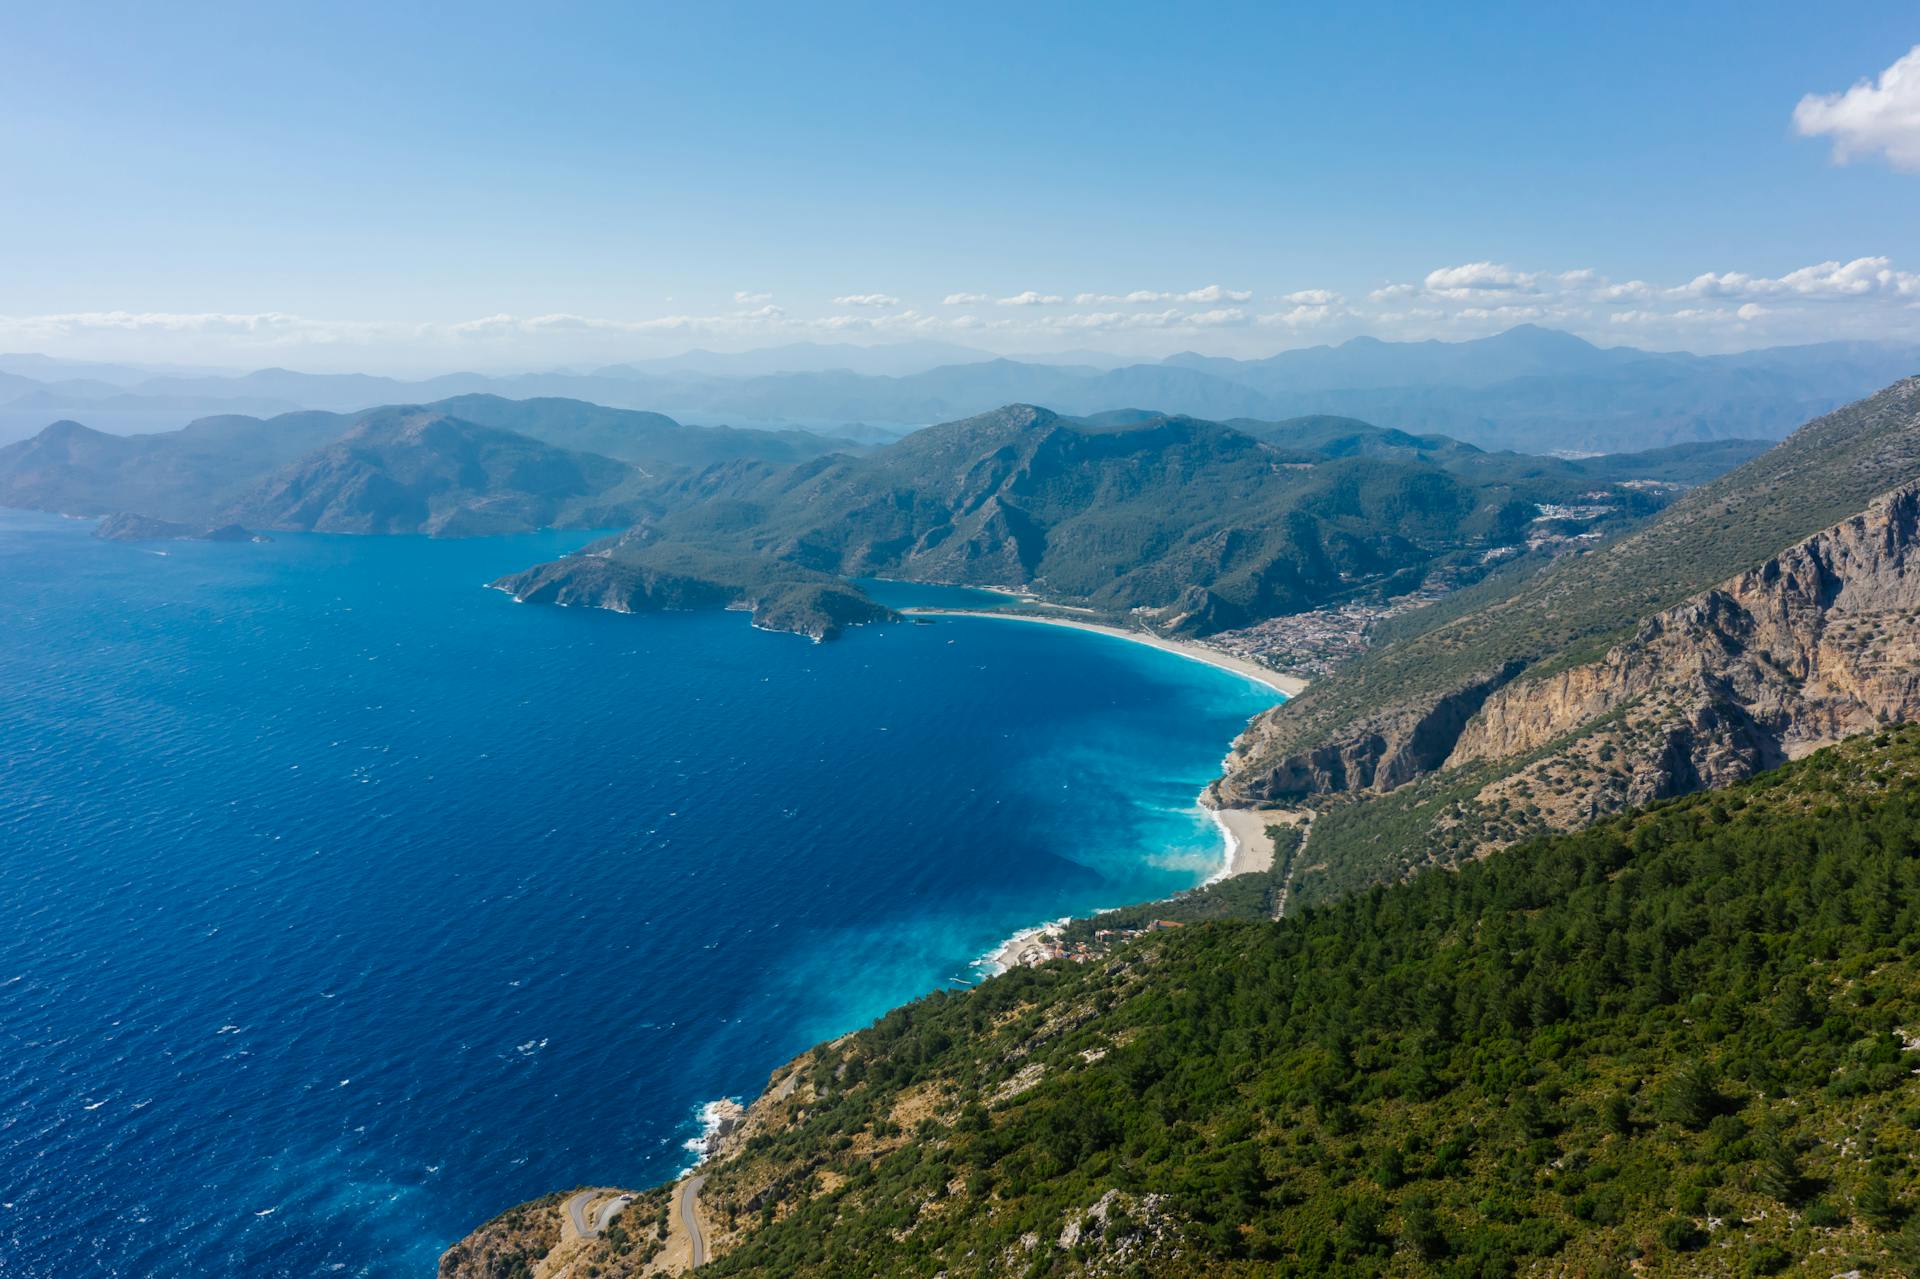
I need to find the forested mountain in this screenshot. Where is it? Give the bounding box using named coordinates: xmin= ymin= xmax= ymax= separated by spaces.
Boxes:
xmin=445 ymin=724 xmax=1920 ymax=1279
xmin=403 ymin=394 xmax=858 ymax=466
xmin=0 ymin=396 xmax=855 ymax=530
xmin=494 ymin=405 xmax=1762 ymax=636
xmin=0 ymin=413 xmax=350 ymax=522
xmin=221 ymin=409 xmax=651 ymax=536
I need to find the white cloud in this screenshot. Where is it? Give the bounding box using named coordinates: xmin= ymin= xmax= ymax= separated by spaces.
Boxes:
xmin=1073 ymin=284 xmax=1252 ymax=304
xmin=1673 ymin=257 xmax=1920 ymax=301
xmin=15 ymin=258 xmax=1920 ymax=366
xmin=9 ymin=310 xmax=319 ymax=336
xmin=1257 ymin=305 xmax=1345 ymax=329
xmin=1180 ymin=284 xmax=1253 ymax=303
xmin=1794 ymin=45 xmax=1920 ymax=172
xmin=1456 ymin=305 xmax=1544 ymax=322
xmin=1599 ymin=280 xmax=1656 ymax=302
xmin=1047 ymin=309 xmax=1176 ymax=331
xmin=1043 ymin=307 xmax=1254 ymax=332
xmin=815 ymin=308 xmax=945 ymax=334
xmin=443 ymin=303 xmax=793 ymax=340
xmin=1421 ymin=261 xmax=1543 ymax=298
xmin=1186 ymin=307 xmax=1250 ymax=327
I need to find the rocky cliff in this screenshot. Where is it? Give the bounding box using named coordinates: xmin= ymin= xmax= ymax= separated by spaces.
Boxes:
xmin=1436 ymin=478 xmax=1920 ymax=823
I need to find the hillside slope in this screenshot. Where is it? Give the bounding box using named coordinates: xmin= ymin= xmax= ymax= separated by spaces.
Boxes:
xmin=0 ymin=395 xmax=856 ymax=527
xmin=1284 ymin=474 xmax=1920 ymax=905
xmin=1218 ymin=377 xmax=1920 ymax=811
xmin=445 ymin=724 xmax=1920 ymax=1279
xmin=499 ymin=405 xmax=1754 ymax=637
xmin=224 ymin=409 xmax=648 ymax=535
xmin=0 ymin=412 xmax=346 ymax=520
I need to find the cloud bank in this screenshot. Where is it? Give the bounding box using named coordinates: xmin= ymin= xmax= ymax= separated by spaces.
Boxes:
xmin=7 ymin=255 xmax=1920 ymax=367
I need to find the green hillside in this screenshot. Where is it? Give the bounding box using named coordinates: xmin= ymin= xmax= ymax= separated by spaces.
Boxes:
xmin=450 ymin=725 xmax=1920 ymax=1279
xmin=504 ymin=405 xmax=1757 ymax=636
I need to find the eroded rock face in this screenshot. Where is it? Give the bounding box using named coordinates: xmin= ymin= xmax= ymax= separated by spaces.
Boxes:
xmin=1446 ymin=480 xmax=1920 ymax=801
xmin=1212 ymin=662 xmax=1522 ymax=804
xmin=1393 ymin=480 xmax=1920 ymax=838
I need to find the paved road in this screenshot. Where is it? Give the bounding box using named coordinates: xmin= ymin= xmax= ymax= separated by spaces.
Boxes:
xmin=593 ymin=1194 xmax=634 ymax=1234
xmin=678 ymin=1174 xmax=710 ymax=1267
xmin=563 ymin=1189 xmax=633 ymax=1240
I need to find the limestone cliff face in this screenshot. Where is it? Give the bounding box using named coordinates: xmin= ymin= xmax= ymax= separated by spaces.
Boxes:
xmin=1211 ymin=662 xmax=1522 ymax=805
xmin=1443 ymin=479 xmax=1920 ymax=814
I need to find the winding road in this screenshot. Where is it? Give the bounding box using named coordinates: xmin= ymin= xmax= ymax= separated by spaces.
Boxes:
xmin=563 ymin=1188 xmax=634 ymax=1239
xmin=677 ymin=1173 xmax=710 ymax=1267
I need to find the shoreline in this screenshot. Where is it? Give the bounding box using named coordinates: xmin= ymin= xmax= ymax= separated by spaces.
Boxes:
xmin=955 ymin=611 xmax=1308 ymax=976
xmin=898 ymin=608 xmax=1307 ymax=697
xmin=1207 ymin=804 xmax=1279 ymax=879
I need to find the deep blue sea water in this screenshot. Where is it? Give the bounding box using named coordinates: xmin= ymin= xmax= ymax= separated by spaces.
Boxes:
xmin=0 ymin=509 xmax=1278 ymax=1277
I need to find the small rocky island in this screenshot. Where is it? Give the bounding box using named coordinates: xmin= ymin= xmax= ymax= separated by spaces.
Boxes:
xmin=93 ymin=512 xmax=269 ymax=543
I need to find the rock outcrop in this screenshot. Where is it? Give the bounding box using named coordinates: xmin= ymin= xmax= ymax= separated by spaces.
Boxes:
xmin=1436 ymin=479 xmax=1920 ymax=821
xmin=1213 ymin=661 xmax=1523 ymax=804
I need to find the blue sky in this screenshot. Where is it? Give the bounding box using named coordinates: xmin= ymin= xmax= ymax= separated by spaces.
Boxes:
xmin=3 ymin=1 xmax=1918 ymax=369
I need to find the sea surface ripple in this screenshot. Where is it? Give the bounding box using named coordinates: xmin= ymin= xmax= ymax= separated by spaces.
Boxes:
xmin=0 ymin=510 xmax=1277 ymax=1276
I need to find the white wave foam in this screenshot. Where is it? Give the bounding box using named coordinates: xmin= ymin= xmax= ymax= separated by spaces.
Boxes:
xmin=680 ymin=1097 xmax=745 ymax=1170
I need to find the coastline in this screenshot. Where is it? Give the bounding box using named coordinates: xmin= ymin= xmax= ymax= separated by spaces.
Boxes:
xmin=1208 ymin=804 xmax=1279 ymax=879
xmin=898 ymin=608 xmax=1308 ymax=697
xmin=977 ymin=801 xmax=1284 ymax=976
xmin=957 ymin=611 xmax=1307 ymax=976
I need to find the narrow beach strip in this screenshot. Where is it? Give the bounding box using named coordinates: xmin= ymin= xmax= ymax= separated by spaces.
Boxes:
xmin=938 ymin=606 xmax=1310 ymax=976
xmin=1207 ymin=805 xmax=1279 ymax=880
xmin=897 ymin=608 xmax=1307 ymax=697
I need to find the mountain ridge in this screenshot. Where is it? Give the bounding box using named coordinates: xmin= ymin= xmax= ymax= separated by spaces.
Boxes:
xmin=4 ymin=328 xmax=1912 ymax=452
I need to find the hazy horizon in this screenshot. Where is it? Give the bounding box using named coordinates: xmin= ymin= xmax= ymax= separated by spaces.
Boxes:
xmin=4 ymin=5 xmax=1920 ymax=372
xmin=7 ymin=321 xmax=1919 ymax=386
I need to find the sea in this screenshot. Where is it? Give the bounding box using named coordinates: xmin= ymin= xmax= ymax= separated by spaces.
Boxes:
xmin=0 ymin=509 xmax=1280 ymax=1277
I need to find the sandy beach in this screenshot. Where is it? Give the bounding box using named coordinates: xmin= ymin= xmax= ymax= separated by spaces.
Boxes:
xmin=1209 ymin=806 xmax=1279 ymax=877
xmin=899 ymin=609 xmax=1307 ymax=696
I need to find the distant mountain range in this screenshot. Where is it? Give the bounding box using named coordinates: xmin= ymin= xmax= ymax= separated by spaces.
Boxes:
xmin=0 ymin=395 xmax=856 ymax=533
xmin=5 ymin=326 xmax=1915 ymax=454
xmin=0 ymin=393 xmax=1768 ymax=638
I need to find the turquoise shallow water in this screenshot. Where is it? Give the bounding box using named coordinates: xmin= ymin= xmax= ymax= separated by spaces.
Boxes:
xmin=0 ymin=509 xmax=1278 ymax=1277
